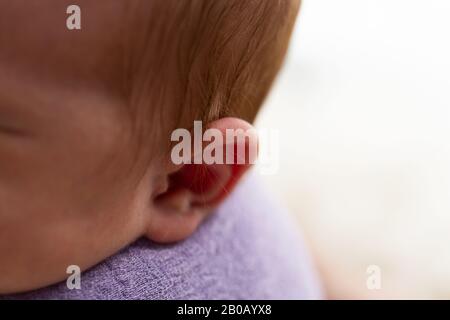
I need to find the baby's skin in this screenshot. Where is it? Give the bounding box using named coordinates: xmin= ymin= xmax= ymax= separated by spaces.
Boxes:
xmin=0 ymin=0 xmax=300 ymax=294
xmin=0 ymin=1 xmax=256 ymax=293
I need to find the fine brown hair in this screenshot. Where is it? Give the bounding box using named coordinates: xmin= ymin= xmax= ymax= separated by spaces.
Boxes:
xmin=120 ymin=0 xmax=300 ymax=166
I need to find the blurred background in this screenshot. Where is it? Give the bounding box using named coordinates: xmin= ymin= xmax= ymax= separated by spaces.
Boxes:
xmin=256 ymin=0 xmax=450 ymax=299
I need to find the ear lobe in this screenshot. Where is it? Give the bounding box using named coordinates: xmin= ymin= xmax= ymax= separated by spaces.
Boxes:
xmin=145 ymin=117 xmax=257 ymax=243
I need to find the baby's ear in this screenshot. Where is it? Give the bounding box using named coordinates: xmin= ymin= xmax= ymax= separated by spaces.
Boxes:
xmin=145 ymin=117 xmax=257 ymax=243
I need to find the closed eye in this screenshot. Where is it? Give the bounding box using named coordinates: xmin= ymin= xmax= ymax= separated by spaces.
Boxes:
xmin=0 ymin=124 xmax=30 ymax=138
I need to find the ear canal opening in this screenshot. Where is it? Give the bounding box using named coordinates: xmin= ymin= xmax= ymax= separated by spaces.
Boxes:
xmin=155 ymin=163 xmax=233 ymax=208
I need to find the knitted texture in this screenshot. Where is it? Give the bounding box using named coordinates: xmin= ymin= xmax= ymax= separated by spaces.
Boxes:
xmin=4 ymin=174 xmax=322 ymax=299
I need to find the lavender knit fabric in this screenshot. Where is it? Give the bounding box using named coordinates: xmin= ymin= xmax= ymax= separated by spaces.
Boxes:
xmin=4 ymin=173 xmax=322 ymax=300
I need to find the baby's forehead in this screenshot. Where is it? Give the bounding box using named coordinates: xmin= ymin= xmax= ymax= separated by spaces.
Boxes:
xmin=0 ymin=1 xmax=126 ymax=88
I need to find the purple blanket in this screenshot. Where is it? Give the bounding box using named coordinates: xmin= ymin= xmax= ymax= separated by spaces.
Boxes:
xmin=4 ymin=173 xmax=322 ymax=299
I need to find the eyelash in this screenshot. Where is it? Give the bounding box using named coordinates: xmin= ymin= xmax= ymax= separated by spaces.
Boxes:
xmin=0 ymin=124 xmax=29 ymax=138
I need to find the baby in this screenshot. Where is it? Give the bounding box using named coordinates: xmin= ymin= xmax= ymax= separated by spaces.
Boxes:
xmin=0 ymin=0 xmax=300 ymax=294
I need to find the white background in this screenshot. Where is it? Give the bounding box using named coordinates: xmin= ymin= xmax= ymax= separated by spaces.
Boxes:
xmin=257 ymin=0 xmax=450 ymax=298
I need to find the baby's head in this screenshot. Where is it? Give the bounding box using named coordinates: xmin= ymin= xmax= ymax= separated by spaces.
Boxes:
xmin=0 ymin=0 xmax=299 ymax=293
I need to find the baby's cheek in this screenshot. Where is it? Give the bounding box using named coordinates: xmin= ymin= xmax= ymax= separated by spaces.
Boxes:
xmin=0 ymin=128 xmax=124 ymax=206
xmin=0 ymin=141 xmax=82 ymax=212
xmin=0 ymin=136 xmax=139 ymax=293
